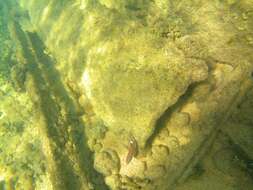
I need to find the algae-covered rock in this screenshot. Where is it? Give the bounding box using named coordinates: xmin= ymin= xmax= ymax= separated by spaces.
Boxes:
xmin=83 ymin=34 xmax=208 ymax=147
xmin=144 ymin=164 xmax=166 ymax=180
xmin=6 ymin=0 xmax=253 ymax=190
xmin=94 ymin=149 xmax=120 ymax=176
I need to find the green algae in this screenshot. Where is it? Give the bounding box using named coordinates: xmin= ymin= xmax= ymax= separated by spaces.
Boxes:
xmin=0 ymin=2 xmax=46 ymax=189
xmin=0 ymin=2 xmax=14 ymax=83
xmin=0 ymin=0 xmax=253 ymax=190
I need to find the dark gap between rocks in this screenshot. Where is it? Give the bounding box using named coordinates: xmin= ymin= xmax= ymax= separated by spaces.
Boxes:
xmin=145 ymin=81 xmax=204 ymax=149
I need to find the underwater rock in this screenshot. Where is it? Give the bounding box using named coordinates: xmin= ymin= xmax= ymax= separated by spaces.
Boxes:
xmin=83 ymin=37 xmax=208 ymax=147
xmin=105 ymin=174 xmax=121 ymax=190
xmin=94 ymin=149 xmax=120 ymax=176
xmin=144 ymin=164 xmax=166 ymax=180
xmin=151 ymin=144 xmax=170 ymax=163
xmin=14 ymin=0 xmax=253 ymax=189
xmin=120 ymin=158 xmax=147 ymax=178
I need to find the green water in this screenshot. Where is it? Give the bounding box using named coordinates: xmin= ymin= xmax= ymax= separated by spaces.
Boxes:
xmin=0 ymin=1 xmax=253 ymax=190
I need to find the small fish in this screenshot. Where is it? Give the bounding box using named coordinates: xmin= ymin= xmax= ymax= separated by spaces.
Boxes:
xmin=126 ymin=135 xmax=138 ymax=164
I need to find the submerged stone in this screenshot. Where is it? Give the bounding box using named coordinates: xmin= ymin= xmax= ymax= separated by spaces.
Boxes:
xmin=82 ymin=35 xmax=208 ymax=147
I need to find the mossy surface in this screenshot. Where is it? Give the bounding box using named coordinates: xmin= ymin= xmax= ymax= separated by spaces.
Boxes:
xmin=0 ymin=2 xmax=47 ymax=189
xmin=1 ymin=0 xmax=253 ymax=190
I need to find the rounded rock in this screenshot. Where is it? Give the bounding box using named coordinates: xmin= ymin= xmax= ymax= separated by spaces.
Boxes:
xmin=94 ymin=149 xmax=120 ymax=176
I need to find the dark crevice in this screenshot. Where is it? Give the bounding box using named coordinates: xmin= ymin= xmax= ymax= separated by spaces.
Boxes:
xmin=145 ymin=81 xmax=206 ymax=148
xmin=12 ymin=20 xmax=109 ymax=190
xmin=27 ymin=32 xmax=109 ymax=190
